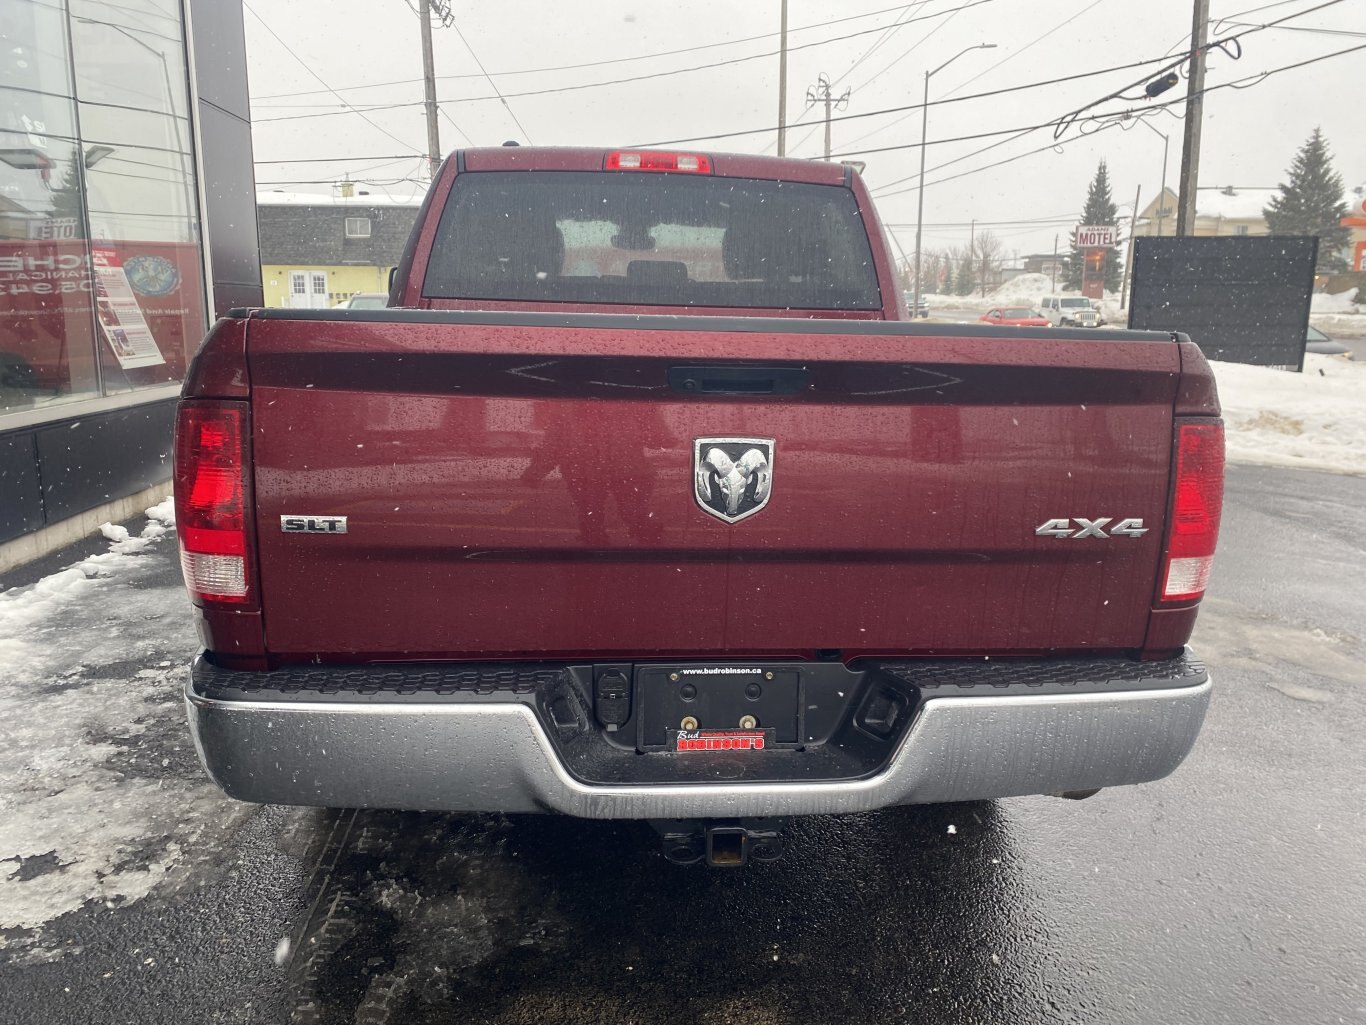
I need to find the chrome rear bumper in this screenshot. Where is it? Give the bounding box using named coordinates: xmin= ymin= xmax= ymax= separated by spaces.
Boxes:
xmin=186 ymin=654 xmax=1210 ymax=818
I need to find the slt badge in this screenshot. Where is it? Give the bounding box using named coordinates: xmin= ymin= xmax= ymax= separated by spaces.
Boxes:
xmin=694 ymin=438 xmax=774 ymax=524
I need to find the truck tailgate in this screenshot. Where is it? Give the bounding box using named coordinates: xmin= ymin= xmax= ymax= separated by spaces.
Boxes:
xmin=246 ymin=312 xmax=1179 ymax=660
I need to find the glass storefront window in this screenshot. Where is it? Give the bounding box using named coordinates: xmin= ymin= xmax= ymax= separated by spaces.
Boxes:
xmin=1 ymin=1 xmax=101 ymax=417
xmin=69 ymin=0 xmax=206 ymax=396
xmin=0 ymin=0 xmax=208 ymax=422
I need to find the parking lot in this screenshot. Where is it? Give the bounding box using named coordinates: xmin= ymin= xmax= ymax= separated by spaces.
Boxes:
xmin=1 ymin=463 xmax=1363 ymax=1025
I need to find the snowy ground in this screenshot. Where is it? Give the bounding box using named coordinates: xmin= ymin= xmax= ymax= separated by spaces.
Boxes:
xmin=1213 ymin=353 xmax=1366 ymax=476
xmin=0 ymin=499 xmax=248 ymax=959
xmin=928 ymin=279 xmax=1365 ymax=339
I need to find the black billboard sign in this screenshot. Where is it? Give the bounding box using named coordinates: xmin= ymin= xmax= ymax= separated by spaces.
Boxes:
xmin=1128 ymin=235 xmax=1318 ymax=370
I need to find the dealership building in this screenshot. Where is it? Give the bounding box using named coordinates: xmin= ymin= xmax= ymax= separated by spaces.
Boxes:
xmin=1 ymin=0 xmax=259 ymax=570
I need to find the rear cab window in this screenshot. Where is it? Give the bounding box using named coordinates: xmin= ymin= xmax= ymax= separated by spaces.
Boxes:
xmin=421 ymin=171 xmax=882 ymax=311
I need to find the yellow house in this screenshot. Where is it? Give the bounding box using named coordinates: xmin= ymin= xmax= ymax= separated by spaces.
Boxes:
xmin=1134 ymin=186 xmax=1272 ymax=238
xmin=256 ymin=189 xmax=423 ymax=308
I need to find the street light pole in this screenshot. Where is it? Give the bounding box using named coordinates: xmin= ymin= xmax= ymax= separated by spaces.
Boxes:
xmin=1120 ymin=185 xmax=1141 ymax=310
xmin=1159 ymin=132 xmax=1170 ymax=235
xmin=1136 ymin=117 xmax=1171 ymax=237
xmin=912 ymin=43 xmax=995 ymax=319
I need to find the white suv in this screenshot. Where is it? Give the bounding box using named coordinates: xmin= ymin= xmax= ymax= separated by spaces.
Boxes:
xmin=1041 ymin=296 xmax=1101 ymax=328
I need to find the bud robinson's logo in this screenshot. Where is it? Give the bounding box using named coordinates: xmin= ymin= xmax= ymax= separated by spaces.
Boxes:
xmin=693 ymin=438 xmax=774 ymax=524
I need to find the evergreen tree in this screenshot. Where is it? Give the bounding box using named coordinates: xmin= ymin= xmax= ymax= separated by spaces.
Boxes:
xmin=1064 ymin=160 xmax=1122 ymax=292
xmin=1263 ymin=128 xmax=1351 ymax=273
xmin=955 ymin=250 xmax=976 ymax=295
xmin=49 ymin=158 xmax=85 ymax=226
xmin=940 ymin=260 xmax=954 ymax=295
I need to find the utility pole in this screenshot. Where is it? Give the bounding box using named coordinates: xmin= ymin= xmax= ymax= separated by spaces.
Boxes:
xmin=417 ymin=0 xmax=453 ymax=179
xmin=805 ymin=74 xmax=850 ymax=160
xmin=1120 ymin=184 xmax=1141 ymax=310
xmin=777 ymin=0 xmax=789 ymax=157
xmin=1175 ymin=0 xmax=1209 ymax=235
xmin=1051 ymin=234 xmax=1059 ymax=292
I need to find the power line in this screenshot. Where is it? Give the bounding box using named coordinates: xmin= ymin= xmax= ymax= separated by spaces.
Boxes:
xmin=870 ymin=40 xmax=1366 ymax=200
xmin=250 ymin=2 xmax=949 ymax=99
xmin=431 ymin=0 xmax=1002 ymax=101
xmin=886 ymin=214 xmax=1078 ymax=227
xmin=1165 ymin=0 xmax=1343 ymax=65
xmin=828 ymin=0 xmax=971 ymax=152
xmin=900 ymin=129 xmax=1123 ymax=196
xmin=255 ymin=177 xmax=426 ymax=187
xmin=250 ymin=0 xmax=1001 ymax=111
xmin=242 ymin=2 xmax=418 ymax=154
xmin=847 ymin=0 xmax=968 ymax=93
xmin=832 ymin=1 xmax=930 ymax=86
xmin=766 ymin=0 xmax=949 ymax=156
xmin=1049 ymin=0 xmax=1346 ymax=140
xmin=1217 ymin=19 xmax=1366 ymax=37
xmin=863 ymin=5 xmax=1357 ymax=172
xmin=254 ymin=154 xmax=419 ymax=164
xmin=451 ymin=23 xmax=534 ymax=143
xmin=1212 ymin=0 xmax=1319 ymax=32
xmin=839 ymin=0 xmax=1108 ymax=153
xmin=255 ymin=102 xmax=420 ymax=124
xmin=766 ymin=0 xmax=926 ymax=156
xmin=942 ymin=0 xmax=1108 ymax=98
xmin=254 ymin=156 xmax=422 ymax=184
xmin=631 ymin=51 xmax=1206 ymax=148
xmin=439 ymin=106 xmax=472 ymax=147
xmin=832 ymin=0 xmax=1341 ymax=156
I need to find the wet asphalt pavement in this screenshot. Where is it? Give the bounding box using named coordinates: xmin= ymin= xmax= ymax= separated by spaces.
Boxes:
xmin=1 ymin=463 xmax=1363 ymax=1025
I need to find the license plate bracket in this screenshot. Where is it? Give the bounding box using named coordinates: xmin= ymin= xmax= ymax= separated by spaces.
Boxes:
xmin=636 ymin=664 xmax=803 ymax=751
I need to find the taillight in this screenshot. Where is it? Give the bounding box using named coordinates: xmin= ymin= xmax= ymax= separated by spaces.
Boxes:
xmin=605 ymin=150 xmax=712 ymax=173
xmin=1160 ymin=420 xmax=1225 ymax=602
xmin=174 ymin=401 xmax=252 ymax=605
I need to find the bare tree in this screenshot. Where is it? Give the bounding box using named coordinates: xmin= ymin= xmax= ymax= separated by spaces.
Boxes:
xmin=922 ymin=250 xmax=945 ymax=295
xmin=973 ymin=231 xmax=1005 ymax=298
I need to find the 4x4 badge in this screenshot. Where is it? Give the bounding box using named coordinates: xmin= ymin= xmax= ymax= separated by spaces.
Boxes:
xmin=693 ymin=438 xmax=774 ymax=524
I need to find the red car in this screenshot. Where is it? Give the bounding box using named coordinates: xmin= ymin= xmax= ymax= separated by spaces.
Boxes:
xmin=980 ymin=306 xmax=1050 ymax=326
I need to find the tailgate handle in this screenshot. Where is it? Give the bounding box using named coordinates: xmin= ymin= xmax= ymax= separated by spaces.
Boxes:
xmin=668 ymin=365 xmax=809 ymax=396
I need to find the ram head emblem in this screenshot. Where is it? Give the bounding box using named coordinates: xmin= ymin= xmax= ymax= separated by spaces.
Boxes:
xmin=693 ymin=438 xmax=774 ymax=523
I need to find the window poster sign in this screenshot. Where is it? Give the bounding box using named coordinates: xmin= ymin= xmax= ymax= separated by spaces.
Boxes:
xmin=91 ymin=247 xmax=165 ymax=369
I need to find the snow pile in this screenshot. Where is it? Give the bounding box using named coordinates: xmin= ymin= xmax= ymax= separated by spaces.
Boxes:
xmin=1311 ymin=289 xmax=1361 ymax=314
xmin=145 ymin=497 xmax=176 ymax=526
xmin=987 ymin=272 xmax=1057 ymax=309
xmin=1212 ymin=353 xmax=1366 ymax=475
xmin=921 ymin=274 xmax=1057 ymax=312
xmin=924 ymin=274 xmax=1125 ymax=320
xmin=0 ymin=501 xmax=246 ymax=948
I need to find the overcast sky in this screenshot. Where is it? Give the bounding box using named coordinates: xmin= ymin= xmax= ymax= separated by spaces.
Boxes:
xmin=242 ymin=0 xmax=1366 ymax=259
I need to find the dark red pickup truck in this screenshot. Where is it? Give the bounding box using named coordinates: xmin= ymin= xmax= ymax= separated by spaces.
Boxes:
xmin=177 ymin=148 xmax=1222 ymax=865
